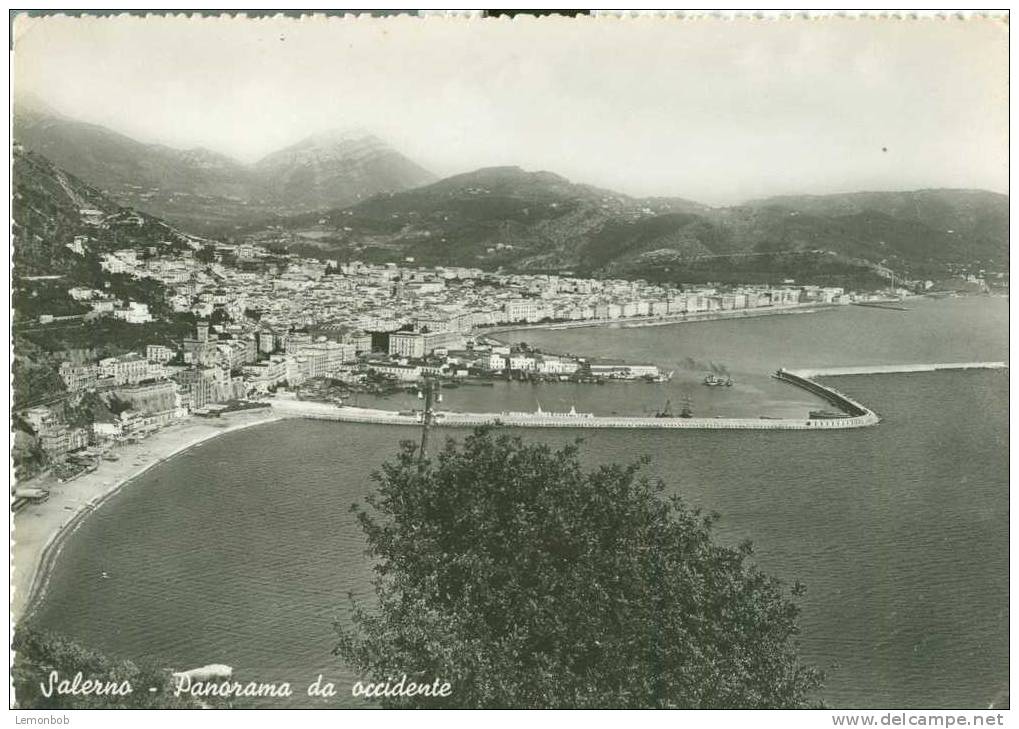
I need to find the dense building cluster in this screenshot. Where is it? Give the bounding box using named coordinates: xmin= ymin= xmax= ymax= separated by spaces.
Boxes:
xmin=23 ymin=237 xmax=879 ymax=470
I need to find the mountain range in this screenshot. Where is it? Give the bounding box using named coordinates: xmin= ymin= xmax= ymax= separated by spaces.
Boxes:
xmin=265 ymin=166 xmax=1008 ymax=286
xmin=12 ymin=97 xmax=435 ymax=234
xmin=12 ymin=99 xmax=1009 ymax=286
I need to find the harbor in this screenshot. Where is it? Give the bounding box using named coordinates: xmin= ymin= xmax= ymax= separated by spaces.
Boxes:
xmin=270 ymin=361 xmax=1006 ymax=431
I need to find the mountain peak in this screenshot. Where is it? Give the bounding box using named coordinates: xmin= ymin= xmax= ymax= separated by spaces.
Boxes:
xmin=253 ymin=128 xmax=400 ymax=170
xmin=435 ymin=166 xmax=572 ymax=189
xmin=13 ymin=106 xmax=435 ymax=233
xmin=303 ymin=127 xmax=381 ymax=147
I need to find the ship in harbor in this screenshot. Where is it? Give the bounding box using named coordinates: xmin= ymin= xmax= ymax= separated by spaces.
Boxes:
xmin=703 ymin=373 xmax=734 ymax=387
xmin=654 ymin=396 xmax=694 ymax=419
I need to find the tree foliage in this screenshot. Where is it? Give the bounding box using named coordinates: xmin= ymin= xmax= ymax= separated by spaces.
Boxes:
xmin=335 ymin=428 xmax=824 ymax=709
xmin=195 ymin=245 xmax=218 ymax=264
xmin=11 ymin=626 xmax=218 ymax=709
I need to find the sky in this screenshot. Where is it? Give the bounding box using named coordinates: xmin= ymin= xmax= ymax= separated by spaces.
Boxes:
xmin=12 ymin=13 xmax=1009 ymax=205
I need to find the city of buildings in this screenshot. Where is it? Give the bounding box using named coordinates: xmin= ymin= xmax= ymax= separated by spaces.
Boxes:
xmin=19 ymin=234 xmax=920 ymax=470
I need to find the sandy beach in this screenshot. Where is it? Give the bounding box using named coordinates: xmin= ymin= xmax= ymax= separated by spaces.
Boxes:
xmin=11 ymin=408 xmax=284 ymax=622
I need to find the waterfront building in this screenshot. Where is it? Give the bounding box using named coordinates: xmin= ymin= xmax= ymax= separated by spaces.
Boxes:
xmin=296 ymin=341 xmax=354 ymax=373
xmin=389 ymin=330 xmax=466 ymax=359
xmin=589 ymin=363 xmax=660 ymax=379
xmin=504 ymin=299 xmax=547 ymax=323
xmin=509 ymin=355 xmax=537 ymax=371
xmin=174 ymin=367 xmax=232 ymax=410
xmin=488 ymin=353 xmax=508 ymax=371
xmin=424 ymin=330 xmax=466 ymax=353
xmin=36 ymin=422 xmax=88 ymax=457
xmin=242 ymin=356 xmax=289 ymax=393
xmin=67 ymin=426 xmax=90 ymax=451
xmin=111 ymin=380 xmax=179 ymax=416
xmin=39 ymin=425 xmax=70 ymax=457
xmin=368 ymin=362 xmax=422 ymax=382
xmin=389 ymin=331 xmax=426 ymax=359
xmin=536 ymin=357 xmax=579 ymax=375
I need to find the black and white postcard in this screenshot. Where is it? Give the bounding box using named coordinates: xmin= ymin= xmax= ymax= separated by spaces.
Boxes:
xmin=8 ymin=10 xmax=1010 ymax=725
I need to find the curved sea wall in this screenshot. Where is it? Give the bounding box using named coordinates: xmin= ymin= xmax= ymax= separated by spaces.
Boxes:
xmin=773 ymin=369 xmax=872 ymax=418
xmin=270 ymin=383 xmax=879 ymax=431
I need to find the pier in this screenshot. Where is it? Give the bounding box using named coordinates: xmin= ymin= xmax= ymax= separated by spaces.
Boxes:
xmin=851 ymin=300 xmax=910 ymax=311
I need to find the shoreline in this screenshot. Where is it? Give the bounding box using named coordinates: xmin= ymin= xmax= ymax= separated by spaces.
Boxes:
xmin=479 ymin=293 xmax=997 ymax=339
xmin=12 ymin=409 xmax=283 ymax=623
xmin=478 ymin=301 xmax=843 ymax=339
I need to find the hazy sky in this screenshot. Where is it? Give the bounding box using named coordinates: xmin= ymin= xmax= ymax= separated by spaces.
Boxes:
xmin=12 ymin=13 xmax=1009 ymax=204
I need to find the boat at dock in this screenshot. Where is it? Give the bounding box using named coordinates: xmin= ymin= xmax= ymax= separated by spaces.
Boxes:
xmin=703 ymin=373 xmax=733 ymax=387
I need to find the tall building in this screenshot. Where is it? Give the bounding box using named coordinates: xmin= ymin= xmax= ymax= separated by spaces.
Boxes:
xmin=182 ymin=321 xmax=219 ymax=366
xmin=389 ymin=331 xmax=425 ymax=359
xmin=173 ymin=367 xmax=231 ymax=411
xmin=256 ymin=330 xmax=276 ymax=354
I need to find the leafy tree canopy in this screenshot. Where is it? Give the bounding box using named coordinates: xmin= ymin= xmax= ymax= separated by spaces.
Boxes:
xmin=195 ymin=245 xmax=218 ymax=264
xmin=335 ymin=428 xmax=824 ymax=709
xmin=12 ymin=626 xmax=220 ymax=709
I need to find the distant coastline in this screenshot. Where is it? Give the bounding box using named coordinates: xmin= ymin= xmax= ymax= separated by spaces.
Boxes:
xmin=13 ymin=409 xmax=283 ymax=622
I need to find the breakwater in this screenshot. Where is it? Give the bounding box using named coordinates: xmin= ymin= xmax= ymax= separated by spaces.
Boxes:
xmin=271 ymin=373 xmax=879 ymax=431
xmin=788 ymin=362 xmax=1007 ymax=378
xmin=851 ymin=301 xmax=910 ymax=311
xmin=773 ymin=369 xmax=873 ymax=419
xmin=272 ymin=398 xmax=872 ymax=429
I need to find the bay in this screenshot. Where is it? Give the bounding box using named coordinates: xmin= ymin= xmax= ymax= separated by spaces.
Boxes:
xmin=30 ymin=296 xmax=1009 ymax=708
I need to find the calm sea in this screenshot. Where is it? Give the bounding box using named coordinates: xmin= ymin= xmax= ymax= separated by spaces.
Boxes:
xmin=30 ymin=297 xmax=1009 ymax=709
